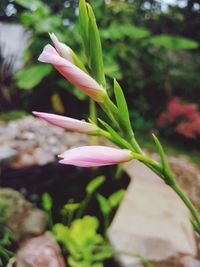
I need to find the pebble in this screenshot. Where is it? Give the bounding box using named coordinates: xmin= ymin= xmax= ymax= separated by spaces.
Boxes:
xmin=0 ymin=116 xmax=90 ymax=168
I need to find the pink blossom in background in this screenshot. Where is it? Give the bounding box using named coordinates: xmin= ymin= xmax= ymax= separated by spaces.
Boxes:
xmin=33 ymin=111 xmax=98 ymax=134
xmin=58 ymin=146 xmax=133 ymax=167
xmin=38 ymin=44 xmax=106 ymax=102
xmin=157 ymin=97 xmax=200 ymax=139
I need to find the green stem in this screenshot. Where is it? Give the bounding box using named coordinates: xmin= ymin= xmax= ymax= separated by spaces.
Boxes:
xmin=172 ymin=182 xmax=200 ymax=232
xmin=89 ymin=99 xmax=98 ymax=145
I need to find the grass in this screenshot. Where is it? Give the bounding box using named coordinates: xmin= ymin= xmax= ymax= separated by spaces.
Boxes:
xmin=137 ymin=133 xmax=200 ymax=167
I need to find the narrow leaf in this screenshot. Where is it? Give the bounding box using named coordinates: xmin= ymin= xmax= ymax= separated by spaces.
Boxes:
xmin=108 ymin=189 xmax=125 ymax=208
xmin=114 ymin=79 xmax=132 ymax=133
xmin=42 ymin=192 xmax=53 ymax=211
xmin=87 ymin=3 xmax=105 ymax=86
xmin=86 ymin=176 xmax=105 ymax=194
xmin=97 ymin=194 xmax=111 ymax=216
xmin=79 ymin=0 xmax=89 ymax=53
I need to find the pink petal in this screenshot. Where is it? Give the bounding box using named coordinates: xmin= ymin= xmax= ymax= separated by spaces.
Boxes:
xmin=32 ymin=111 xmax=98 ymax=134
xmin=58 ymin=146 xmax=133 ymax=167
xmin=38 ymin=45 xmax=106 ymax=102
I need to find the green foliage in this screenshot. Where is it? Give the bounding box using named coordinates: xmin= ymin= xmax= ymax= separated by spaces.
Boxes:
xmin=42 ymin=192 xmax=53 ymax=212
xmin=0 ymin=110 xmax=27 ymax=122
xmin=87 ymin=4 xmax=105 ymax=86
xmin=97 ymin=190 xmax=125 ymax=217
xmin=42 ymin=192 xmax=53 ymax=229
xmin=86 ymin=176 xmax=105 ymax=195
xmin=53 ymin=216 xmax=112 ymax=267
xmin=148 ymin=35 xmax=198 ymax=49
xmin=15 ymin=65 xmax=52 ymax=90
xmin=97 ymin=190 xmax=125 ymax=236
xmin=101 ymin=23 xmax=150 ymax=40
xmin=113 ymin=79 xmax=132 ymax=137
xmin=0 ymin=204 xmax=13 ymax=266
xmin=76 ymin=176 xmax=105 ymax=218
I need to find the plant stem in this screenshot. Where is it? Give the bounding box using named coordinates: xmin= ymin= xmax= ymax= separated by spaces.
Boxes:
xmin=89 ymin=99 xmax=98 ymax=145
xmin=172 ymin=182 xmax=200 ymax=232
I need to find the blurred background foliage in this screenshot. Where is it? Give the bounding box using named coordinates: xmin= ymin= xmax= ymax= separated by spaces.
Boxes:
xmin=0 ymin=0 xmax=199 ymax=141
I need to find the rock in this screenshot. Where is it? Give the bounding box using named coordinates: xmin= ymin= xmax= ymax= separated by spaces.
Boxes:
xmin=147 ymin=152 xmax=200 ymax=212
xmin=16 ymin=235 xmax=66 ymax=267
xmin=0 ymin=188 xmax=47 ymax=240
xmin=0 ymin=146 xmax=17 ymax=166
xmin=108 ymin=160 xmax=197 ymax=266
xmin=180 ymin=256 xmax=200 ymax=267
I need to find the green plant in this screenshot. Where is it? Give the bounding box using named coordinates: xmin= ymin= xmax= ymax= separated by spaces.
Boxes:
xmin=53 ymin=215 xmax=112 ymax=267
xmin=35 ymin=0 xmax=200 ymax=236
xmin=97 ymin=190 xmax=125 ymax=237
xmin=0 ymin=205 xmax=13 ymax=266
xmin=42 ymin=192 xmax=53 ymax=229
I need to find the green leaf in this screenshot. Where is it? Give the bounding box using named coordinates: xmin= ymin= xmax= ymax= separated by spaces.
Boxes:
xmin=87 ymin=4 xmax=105 ymax=86
xmin=92 ymin=246 xmax=113 ymax=261
xmin=53 ymin=223 xmax=69 ymax=243
xmin=70 ymin=216 xmax=102 ymax=246
xmin=79 ymin=0 xmax=89 ymax=52
xmin=98 ymin=119 xmax=131 ymax=149
xmin=15 ymin=0 xmax=42 ymax=9
xmin=113 ymin=79 xmax=132 ymax=135
xmin=148 ymin=35 xmax=198 ymax=49
xmin=51 ymin=93 xmax=65 ymax=114
xmin=101 ymin=23 xmax=150 ymax=41
xmin=152 ymin=134 xmax=175 ymax=185
xmin=42 ymin=192 xmax=52 ymax=211
xmin=86 ymin=176 xmax=105 ymax=195
xmin=108 ymin=189 xmax=125 ymax=208
xmin=15 ymin=64 xmax=52 ymax=90
xmin=96 ymin=194 xmax=111 ymax=216
xmin=63 ymin=203 xmax=80 ymax=213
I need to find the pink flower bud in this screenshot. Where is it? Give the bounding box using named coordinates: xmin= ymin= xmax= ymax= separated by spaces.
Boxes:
xmin=49 ymin=33 xmax=74 ymax=63
xmin=58 ymin=146 xmax=133 ymax=167
xmin=32 ymin=111 xmax=98 ymax=134
xmin=38 ymin=44 xmax=106 ymax=102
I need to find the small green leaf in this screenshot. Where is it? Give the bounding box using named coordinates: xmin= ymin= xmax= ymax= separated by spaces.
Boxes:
xmin=114 ymin=79 xmax=132 ymax=135
xmin=51 ymin=93 xmax=65 ymax=114
xmin=152 ymin=134 xmax=175 ymax=185
xmin=15 ymin=64 xmax=52 ymax=90
xmin=42 ymin=192 xmax=52 ymax=211
xmin=53 ymin=223 xmax=69 ymax=243
xmin=97 ymin=194 xmax=111 ymax=216
xmin=87 ymin=3 xmax=105 ymax=86
xmin=148 ymin=34 xmax=198 ymax=49
xmin=63 ymin=203 xmax=80 ymax=213
xmin=92 ymin=245 xmax=113 ymax=261
xmin=15 ymin=0 xmax=42 ymax=9
xmin=86 ymin=176 xmax=105 ymax=195
xmin=108 ymin=189 xmax=125 ymax=208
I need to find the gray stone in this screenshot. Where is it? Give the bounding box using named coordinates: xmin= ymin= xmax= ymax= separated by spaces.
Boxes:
xmin=0 ymin=188 xmax=47 ymax=240
xmin=108 ymin=160 xmax=197 ymax=266
xmin=16 ymin=235 xmax=66 ymax=267
xmin=0 ymin=146 xmax=17 ymax=166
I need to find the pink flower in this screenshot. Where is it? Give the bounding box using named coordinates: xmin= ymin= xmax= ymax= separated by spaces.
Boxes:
xmin=32 ymin=111 xmax=98 ymax=134
xmin=49 ymin=33 xmax=74 ymax=63
xmin=58 ymin=146 xmax=133 ymax=167
xmin=38 ymin=44 xmax=106 ymax=102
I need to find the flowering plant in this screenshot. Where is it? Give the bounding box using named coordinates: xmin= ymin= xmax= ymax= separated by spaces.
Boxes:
xmin=157 ymin=97 xmax=200 ymax=140
xmin=34 ymin=0 xmax=200 ymax=235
